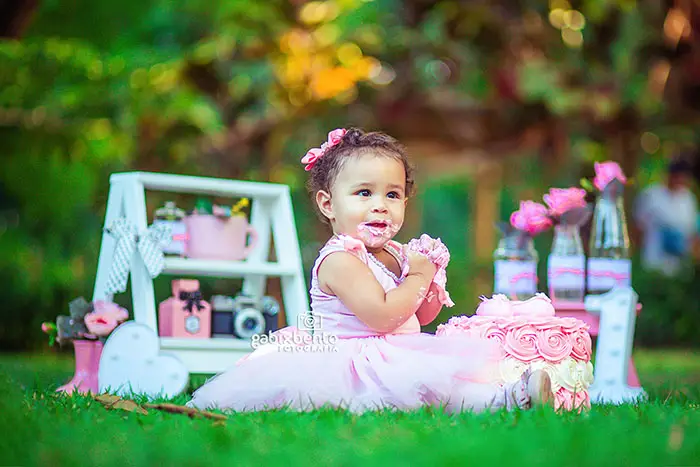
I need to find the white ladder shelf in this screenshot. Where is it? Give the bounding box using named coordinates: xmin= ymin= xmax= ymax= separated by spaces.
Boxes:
xmin=92 ymin=172 xmax=309 ymax=374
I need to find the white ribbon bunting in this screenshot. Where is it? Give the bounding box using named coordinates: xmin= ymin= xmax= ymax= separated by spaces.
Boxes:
xmin=104 ymin=217 xmax=172 ymax=295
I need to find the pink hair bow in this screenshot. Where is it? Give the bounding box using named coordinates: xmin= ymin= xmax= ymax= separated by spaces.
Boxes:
xmin=301 ymin=128 xmax=347 ymax=171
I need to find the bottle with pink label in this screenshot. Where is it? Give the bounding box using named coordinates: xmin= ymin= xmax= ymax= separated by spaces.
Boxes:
xmin=493 ymin=229 xmax=539 ymax=300
xmin=586 ymin=162 xmax=631 ymax=295
xmin=495 ymin=201 xmax=552 ymax=300
xmin=153 ymin=201 xmax=187 ymax=257
xmin=548 ymin=224 xmax=585 ymax=303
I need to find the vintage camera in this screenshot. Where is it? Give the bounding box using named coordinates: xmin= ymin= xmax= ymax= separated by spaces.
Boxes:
xmin=211 ymin=295 xmax=236 ymax=338
xmin=212 ymin=294 xmax=280 ymax=339
xmin=260 ymin=295 xmax=281 ymax=333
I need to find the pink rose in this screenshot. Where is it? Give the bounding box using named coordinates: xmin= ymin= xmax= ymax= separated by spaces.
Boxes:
xmin=510 ymin=201 xmax=553 ymax=236
xmin=536 ymin=327 xmax=572 ymax=363
xmin=528 ymin=317 xmax=560 ymax=328
xmin=84 ymin=312 xmax=118 ymax=336
xmin=480 ymin=324 xmax=507 ymax=353
xmin=570 ymin=329 xmax=592 ymax=361
xmin=448 ymin=315 xmax=471 ymax=328
xmin=92 ymin=301 xmax=129 ymax=322
xmin=543 ymin=187 xmax=587 ymax=217
xmin=593 ymin=161 xmax=627 ymax=191
xmin=436 ymin=315 xmax=474 ymax=337
xmin=503 ymin=325 xmax=540 ymax=362
xmin=475 ymin=294 xmax=513 ymax=317
xmin=559 ymin=317 xmax=588 ymax=334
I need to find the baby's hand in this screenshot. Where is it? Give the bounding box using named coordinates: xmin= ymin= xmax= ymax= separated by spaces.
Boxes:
xmin=406 ymin=234 xmax=451 ymax=270
xmin=404 ymin=248 xmax=437 ymax=281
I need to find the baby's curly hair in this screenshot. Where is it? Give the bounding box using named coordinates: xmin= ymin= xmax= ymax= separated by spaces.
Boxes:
xmin=305 ymin=128 xmax=415 ymax=224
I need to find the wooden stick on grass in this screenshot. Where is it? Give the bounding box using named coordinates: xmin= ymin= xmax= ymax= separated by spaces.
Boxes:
xmin=143 ymin=403 xmax=227 ymax=421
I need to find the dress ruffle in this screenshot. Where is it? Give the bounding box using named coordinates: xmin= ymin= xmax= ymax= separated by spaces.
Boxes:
xmin=187 ymin=327 xmax=505 ymax=413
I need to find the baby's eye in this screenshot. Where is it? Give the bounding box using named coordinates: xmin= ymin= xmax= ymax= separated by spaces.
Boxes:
xmin=357 ymin=189 xmax=371 ymax=197
xmin=387 ymin=191 xmax=401 ymax=199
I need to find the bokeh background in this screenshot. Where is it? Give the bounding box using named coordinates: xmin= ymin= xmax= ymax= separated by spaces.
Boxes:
xmin=1 ymin=0 xmax=699 ymax=351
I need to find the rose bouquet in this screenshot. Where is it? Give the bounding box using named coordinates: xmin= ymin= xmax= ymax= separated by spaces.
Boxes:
xmin=509 ymin=200 xmax=554 ymax=237
xmin=42 ymin=297 xmax=129 ymax=346
xmin=542 ymin=187 xmax=591 ymax=227
xmin=589 ymin=160 xmax=627 ymax=194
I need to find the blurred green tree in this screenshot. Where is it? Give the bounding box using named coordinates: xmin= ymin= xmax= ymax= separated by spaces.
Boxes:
xmin=1 ymin=0 xmax=699 ymax=349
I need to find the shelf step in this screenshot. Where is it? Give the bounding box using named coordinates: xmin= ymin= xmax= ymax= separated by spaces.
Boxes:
xmin=160 ymin=337 xmax=253 ymax=351
xmin=162 ymin=257 xmax=296 ymax=278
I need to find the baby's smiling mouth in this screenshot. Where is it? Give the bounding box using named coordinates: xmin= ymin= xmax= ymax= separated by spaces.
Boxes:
xmin=357 ymin=220 xmax=397 ymax=246
xmin=365 ymin=220 xmax=389 ymax=228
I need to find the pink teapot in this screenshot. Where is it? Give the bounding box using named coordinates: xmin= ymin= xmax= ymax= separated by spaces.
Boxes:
xmin=185 ymin=214 xmax=257 ymax=261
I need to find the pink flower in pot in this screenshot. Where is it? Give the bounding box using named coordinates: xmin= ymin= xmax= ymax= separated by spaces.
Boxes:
xmin=84 ymin=313 xmax=118 ymax=337
xmin=92 ymin=301 xmax=129 ymax=322
xmin=543 ymin=188 xmax=588 ymax=218
xmin=84 ymin=301 xmax=129 ymax=337
xmin=510 ymin=201 xmax=553 ymax=236
xmin=593 ymin=161 xmax=627 ymax=191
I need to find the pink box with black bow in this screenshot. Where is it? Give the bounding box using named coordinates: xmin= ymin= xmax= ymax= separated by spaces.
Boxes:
xmin=158 ymin=279 xmax=211 ymax=338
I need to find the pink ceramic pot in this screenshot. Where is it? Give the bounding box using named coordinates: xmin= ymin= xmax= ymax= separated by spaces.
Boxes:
xmin=56 ymin=339 xmax=103 ymax=395
xmin=185 ymin=214 xmax=257 ymax=261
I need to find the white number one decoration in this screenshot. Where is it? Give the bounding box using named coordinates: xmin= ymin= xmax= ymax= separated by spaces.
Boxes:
xmin=585 ymin=286 xmax=646 ymax=404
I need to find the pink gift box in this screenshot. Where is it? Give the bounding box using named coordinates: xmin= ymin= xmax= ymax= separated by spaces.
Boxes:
xmin=158 ymin=279 xmax=211 ymax=338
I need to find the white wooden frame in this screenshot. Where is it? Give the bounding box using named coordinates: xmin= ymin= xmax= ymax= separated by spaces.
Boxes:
xmin=92 ymin=172 xmax=309 ymax=374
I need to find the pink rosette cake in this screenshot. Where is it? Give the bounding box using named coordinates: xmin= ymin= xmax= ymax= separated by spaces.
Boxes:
xmin=436 ymin=293 xmax=593 ymax=411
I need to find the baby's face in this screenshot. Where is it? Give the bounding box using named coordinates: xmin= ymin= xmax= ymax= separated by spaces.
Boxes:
xmin=325 ymin=153 xmax=407 ymax=251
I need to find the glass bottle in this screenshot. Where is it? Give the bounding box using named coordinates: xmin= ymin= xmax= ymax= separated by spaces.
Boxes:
xmin=493 ymin=231 xmax=538 ymax=300
xmin=587 ymin=180 xmax=631 ymax=295
xmin=154 ymin=201 xmax=187 ymax=257
xmin=548 ymin=224 xmax=585 ymax=303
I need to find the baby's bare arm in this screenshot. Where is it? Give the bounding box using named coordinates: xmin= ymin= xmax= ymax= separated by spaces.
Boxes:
xmin=415 ymin=282 xmax=443 ymax=326
xmin=318 ymin=251 xmax=431 ymax=333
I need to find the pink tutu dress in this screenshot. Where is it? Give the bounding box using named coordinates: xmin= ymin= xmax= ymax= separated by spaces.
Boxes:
xmin=187 ymin=236 xmax=531 ymax=413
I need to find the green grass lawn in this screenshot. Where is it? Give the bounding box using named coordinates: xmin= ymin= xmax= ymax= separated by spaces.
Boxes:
xmin=1 ymin=349 xmax=699 ymax=466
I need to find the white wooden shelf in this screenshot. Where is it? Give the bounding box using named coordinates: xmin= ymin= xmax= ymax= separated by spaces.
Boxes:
xmin=110 ymin=172 xmax=288 ymax=199
xmin=159 ymin=337 xmax=252 ymax=374
xmin=160 ymin=336 xmax=253 ymax=351
xmin=93 ymin=171 xmax=310 ymax=377
xmin=162 ymin=257 xmax=296 ymax=278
